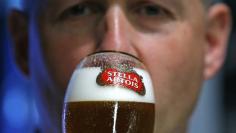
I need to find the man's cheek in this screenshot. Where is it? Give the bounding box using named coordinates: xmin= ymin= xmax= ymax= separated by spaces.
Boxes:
xmin=40 ymin=39 xmax=95 ymax=89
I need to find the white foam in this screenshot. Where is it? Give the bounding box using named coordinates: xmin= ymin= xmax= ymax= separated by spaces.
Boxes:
xmin=65 ymin=67 xmax=155 ymax=103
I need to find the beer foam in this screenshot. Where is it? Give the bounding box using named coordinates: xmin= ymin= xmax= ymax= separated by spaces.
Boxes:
xmin=65 ymin=67 xmax=155 ymax=103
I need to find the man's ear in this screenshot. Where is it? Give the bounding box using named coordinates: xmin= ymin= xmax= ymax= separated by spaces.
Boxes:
xmin=204 ymin=3 xmax=232 ymax=80
xmin=8 ymin=9 xmax=29 ymax=76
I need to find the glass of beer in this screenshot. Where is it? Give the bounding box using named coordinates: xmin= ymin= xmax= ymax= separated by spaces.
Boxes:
xmin=63 ymin=51 xmax=155 ymax=133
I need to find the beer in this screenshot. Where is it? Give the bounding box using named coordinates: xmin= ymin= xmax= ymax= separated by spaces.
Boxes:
xmin=63 ymin=52 xmax=155 ymax=133
xmin=64 ymin=101 xmax=154 ymax=133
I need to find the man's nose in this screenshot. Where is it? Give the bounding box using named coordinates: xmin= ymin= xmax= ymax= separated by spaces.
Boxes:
xmin=95 ymin=6 xmax=137 ymax=56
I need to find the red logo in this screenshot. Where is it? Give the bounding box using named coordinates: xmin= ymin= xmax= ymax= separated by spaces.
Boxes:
xmin=96 ymin=68 xmax=146 ymax=96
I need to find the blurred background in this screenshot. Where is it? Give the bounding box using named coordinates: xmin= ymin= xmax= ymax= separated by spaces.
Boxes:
xmin=0 ymin=0 xmax=235 ymax=133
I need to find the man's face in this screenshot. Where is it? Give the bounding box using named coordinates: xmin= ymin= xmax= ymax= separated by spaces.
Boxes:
xmin=25 ymin=0 xmax=219 ymax=132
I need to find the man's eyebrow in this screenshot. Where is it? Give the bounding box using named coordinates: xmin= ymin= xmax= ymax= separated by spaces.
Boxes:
xmin=43 ymin=0 xmax=79 ymax=15
xmin=45 ymin=0 xmax=186 ymax=17
xmin=156 ymin=0 xmax=185 ymax=15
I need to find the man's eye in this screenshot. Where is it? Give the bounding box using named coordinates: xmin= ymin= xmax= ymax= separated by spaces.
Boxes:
xmin=132 ymin=3 xmax=172 ymax=19
xmin=130 ymin=3 xmax=174 ymax=32
xmin=60 ymin=3 xmax=104 ymax=19
xmin=139 ymin=5 xmax=161 ymax=16
xmin=69 ymin=5 xmax=92 ymax=16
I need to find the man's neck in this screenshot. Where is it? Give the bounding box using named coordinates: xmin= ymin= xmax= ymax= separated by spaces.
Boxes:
xmin=157 ymin=123 xmax=187 ymax=133
xmin=171 ymin=123 xmax=187 ymax=133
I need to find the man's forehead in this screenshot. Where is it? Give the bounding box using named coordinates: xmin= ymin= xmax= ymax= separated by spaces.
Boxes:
xmin=42 ymin=0 xmax=188 ymax=6
xmin=28 ymin=0 xmax=205 ymax=9
xmin=40 ymin=0 xmax=191 ymax=13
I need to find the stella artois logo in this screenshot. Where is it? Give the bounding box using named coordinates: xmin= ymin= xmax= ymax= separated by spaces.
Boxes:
xmin=96 ymin=65 xmax=146 ymax=96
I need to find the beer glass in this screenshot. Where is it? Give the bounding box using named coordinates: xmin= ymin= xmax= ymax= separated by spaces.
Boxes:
xmin=63 ymin=51 xmax=155 ymax=133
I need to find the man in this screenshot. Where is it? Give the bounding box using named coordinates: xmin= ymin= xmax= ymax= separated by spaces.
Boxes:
xmin=8 ymin=0 xmax=231 ymax=132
